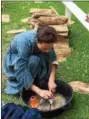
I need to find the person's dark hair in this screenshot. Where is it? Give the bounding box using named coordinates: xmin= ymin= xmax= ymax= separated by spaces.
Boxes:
xmin=37 ymin=24 xmax=57 ymax=43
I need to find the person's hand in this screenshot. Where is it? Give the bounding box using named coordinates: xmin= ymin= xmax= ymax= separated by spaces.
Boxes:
xmin=38 ymin=89 xmax=53 ymax=99
xmin=86 ymin=14 xmax=89 ymax=22
xmin=48 ymin=80 xmax=57 ymax=93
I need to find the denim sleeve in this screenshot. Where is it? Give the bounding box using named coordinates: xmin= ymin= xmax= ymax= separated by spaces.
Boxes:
xmin=14 ymin=39 xmax=34 ymax=90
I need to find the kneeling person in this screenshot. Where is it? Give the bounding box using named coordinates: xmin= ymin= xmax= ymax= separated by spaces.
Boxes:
xmin=3 ymin=25 xmax=58 ymax=99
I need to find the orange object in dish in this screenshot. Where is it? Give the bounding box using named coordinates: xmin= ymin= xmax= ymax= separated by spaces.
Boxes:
xmin=29 ymin=96 xmax=39 ymax=108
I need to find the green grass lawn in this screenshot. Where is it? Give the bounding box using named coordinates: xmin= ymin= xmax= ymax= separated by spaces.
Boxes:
xmin=2 ymin=1 xmax=89 ymax=119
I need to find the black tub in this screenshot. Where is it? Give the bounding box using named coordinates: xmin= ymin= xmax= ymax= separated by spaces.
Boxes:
xmin=21 ymin=80 xmax=73 ymax=118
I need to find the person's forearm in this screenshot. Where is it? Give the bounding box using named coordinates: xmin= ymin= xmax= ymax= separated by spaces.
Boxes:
xmin=30 ymin=84 xmax=41 ymax=94
xmin=49 ymin=64 xmax=56 ymax=82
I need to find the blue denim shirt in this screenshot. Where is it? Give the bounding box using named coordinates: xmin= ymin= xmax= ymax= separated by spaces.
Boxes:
xmin=3 ymin=30 xmax=57 ymax=94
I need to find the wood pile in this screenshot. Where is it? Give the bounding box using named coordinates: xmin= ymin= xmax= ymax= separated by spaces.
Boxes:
xmin=28 ymin=8 xmax=74 ymax=62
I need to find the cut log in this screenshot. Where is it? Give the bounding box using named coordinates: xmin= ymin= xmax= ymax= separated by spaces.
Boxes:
xmin=29 ymin=23 xmax=38 ymax=29
xmin=57 ymin=32 xmax=68 ymax=37
xmin=28 ymin=18 xmax=38 ymax=24
xmin=38 ymin=16 xmax=68 ymax=25
xmin=30 ymin=8 xmax=54 ymax=14
xmin=67 ymin=19 xmax=75 ymax=25
xmin=54 ymin=47 xmax=71 ymax=57
xmin=57 ymin=36 xmax=69 ymax=42
xmin=69 ymin=81 xmax=89 ymax=94
xmin=54 ymin=37 xmax=71 ymax=57
xmin=2 ymin=14 xmax=10 ymax=22
xmin=6 ymin=29 xmax=26 ymax=34
xmin=32 ymin=12 xmax=56 ymax=19
xmin=50 ymin=25 xmax=68 ymax=33
xmin=28 ymin=18 xmax=39 ymax=29
xmin=54 ymin=43 xmax=69 ymax=49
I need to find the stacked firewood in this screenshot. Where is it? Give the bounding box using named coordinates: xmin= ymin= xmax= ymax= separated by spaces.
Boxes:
xmin=28 ymin=8 xmax=73 ymax=62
